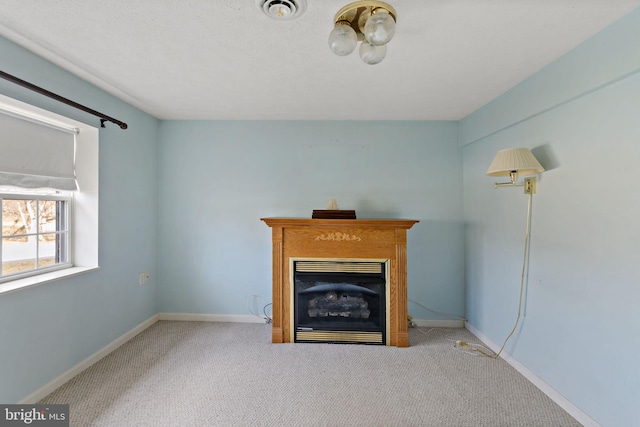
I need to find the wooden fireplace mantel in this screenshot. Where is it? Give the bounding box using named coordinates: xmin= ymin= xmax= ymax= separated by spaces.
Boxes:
xmin=261 ymin=218 xmax=419 ymax=347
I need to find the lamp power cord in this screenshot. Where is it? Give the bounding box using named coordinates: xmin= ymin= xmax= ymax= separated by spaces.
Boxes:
xmin=443 ymin=191 xmax=534 ymax=359
xmin=492 ymin=191 xmax=533 ymax=358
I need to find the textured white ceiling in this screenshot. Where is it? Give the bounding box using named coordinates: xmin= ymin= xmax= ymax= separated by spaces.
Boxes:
xmin=0 ymin=1 xmax=638 ymax=120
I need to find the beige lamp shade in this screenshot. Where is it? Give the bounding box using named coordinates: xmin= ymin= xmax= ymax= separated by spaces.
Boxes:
xmin=486 ymin=148 xmax=544 ymax=177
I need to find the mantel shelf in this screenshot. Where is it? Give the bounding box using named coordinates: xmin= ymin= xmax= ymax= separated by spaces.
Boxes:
xmin=261 ymin=218 xmax=419 ymax=229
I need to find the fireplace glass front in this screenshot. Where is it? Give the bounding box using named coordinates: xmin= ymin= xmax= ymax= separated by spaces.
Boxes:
xmin=293 ymin=260 xmax=386 ymax=345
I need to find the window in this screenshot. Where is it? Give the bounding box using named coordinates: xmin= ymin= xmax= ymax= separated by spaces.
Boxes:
xmin=0 ymin=94 xmax=99 ymax=293
xmin=1 ymin=190 xmax=72 ymax=281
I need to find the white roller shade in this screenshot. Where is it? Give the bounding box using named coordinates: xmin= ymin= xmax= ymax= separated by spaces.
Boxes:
xmin=0 ymin=110 xmax=78 ymax=190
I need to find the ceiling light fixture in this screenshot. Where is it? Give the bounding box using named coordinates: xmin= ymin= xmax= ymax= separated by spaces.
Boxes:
xmin=328 ymin=1 xmax=397 ymax=65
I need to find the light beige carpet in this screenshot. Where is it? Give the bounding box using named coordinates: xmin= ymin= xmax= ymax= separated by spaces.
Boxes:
xmin=40 ymin=321 xmax=580 ymax=426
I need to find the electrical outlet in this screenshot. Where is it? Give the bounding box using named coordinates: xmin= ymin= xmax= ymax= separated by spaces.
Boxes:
xmin=139 ymin=272 xmax=150 ymax=285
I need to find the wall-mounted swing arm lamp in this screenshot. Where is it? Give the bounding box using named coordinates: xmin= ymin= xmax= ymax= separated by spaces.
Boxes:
xmin=486 ymin=148 xmax=544 ymax=194
xmin=483 ymin=147 xmax=544 ymax=360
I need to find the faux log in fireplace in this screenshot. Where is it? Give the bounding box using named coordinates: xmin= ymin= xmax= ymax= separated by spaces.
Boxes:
xmin=261 ymin=218 xmax=418 ymax=347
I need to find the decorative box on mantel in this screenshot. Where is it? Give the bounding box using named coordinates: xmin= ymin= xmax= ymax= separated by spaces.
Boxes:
xmin=311 ymin=209 xmax=356 ymax=219
xmin=261 ymin=218 xmax=419 ymax=347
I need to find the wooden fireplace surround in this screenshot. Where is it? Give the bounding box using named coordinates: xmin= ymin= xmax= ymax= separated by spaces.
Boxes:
xmin=261 ymin=218 xmax=418 ymax=347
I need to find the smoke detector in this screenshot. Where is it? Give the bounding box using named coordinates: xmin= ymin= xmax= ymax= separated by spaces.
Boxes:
xmin=256 ymin=0 xmax=307 ymax=20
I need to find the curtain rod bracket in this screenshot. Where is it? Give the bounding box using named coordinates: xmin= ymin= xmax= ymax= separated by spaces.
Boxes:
xmin=0 ymin=70 xmax=128 ymax=130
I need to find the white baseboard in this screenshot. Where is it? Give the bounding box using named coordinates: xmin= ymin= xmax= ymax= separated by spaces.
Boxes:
xmin=158 ymin=312 xmax=267 ymax=323
xmin=465 ymin=322 xmax=600 ymax=427
xmin=19 ymin=314 xmax=160 ymax=404
xmin=412 ymin=319 xmax=465 ymax=328
xmin=158 ymin=314 xmax=461 ymax=327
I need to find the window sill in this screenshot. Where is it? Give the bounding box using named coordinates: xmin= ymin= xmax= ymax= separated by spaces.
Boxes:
xmin=0 ymin=266 xmax=99 ymax=296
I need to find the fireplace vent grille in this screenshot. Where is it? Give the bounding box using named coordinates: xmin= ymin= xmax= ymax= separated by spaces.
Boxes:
xmin=295 ymin=261 xmax=382 ymax=274
xmin=296 ymin=330 xmax=383 ymax=344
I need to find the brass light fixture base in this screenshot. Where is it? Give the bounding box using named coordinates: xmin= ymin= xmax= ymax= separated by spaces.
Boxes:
xmin=334 ymin=1 xmax=397 ymax=41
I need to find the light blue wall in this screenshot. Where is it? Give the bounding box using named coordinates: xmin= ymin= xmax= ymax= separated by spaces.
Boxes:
xmin=157 ymin=121 xmax=464 ymax=321
xmin=461 ymin=8 xmax=640 ymax=427
xmin=0 ymin=37 xmax=159 ymax=403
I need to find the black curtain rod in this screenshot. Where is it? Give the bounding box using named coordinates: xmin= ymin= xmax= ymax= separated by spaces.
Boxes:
xmin=0 ymin=70 xmax=127 ymax=130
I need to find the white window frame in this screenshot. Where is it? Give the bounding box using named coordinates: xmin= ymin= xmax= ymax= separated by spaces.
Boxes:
xmin=0 ymin=94 xmax=99 ymax=295
xmin=1 ymin=190 xmax=73 ymax=282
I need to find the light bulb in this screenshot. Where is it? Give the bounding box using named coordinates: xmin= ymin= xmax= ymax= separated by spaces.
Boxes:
xmin=364 ymin=9 xmax=396 ymax=46
xmin=359 ymin=41 xmax=386 ymax=65
xmin=269 ymin=4 xmax=291 ymax=18
xmin=357 ymin=9 xmax=371 ymax=33
xmin=328 ymin=22 xmax=357 ymax=56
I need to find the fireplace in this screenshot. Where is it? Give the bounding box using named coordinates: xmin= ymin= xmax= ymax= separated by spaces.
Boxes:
xmin=261 ymin=218 xmax=418 ymax=347
xmin=293 ymin=260 xmax=387 ymax=344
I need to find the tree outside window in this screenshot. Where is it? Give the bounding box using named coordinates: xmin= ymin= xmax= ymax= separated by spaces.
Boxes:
xmin=1 ymin=197 xmax=69 ymax=277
